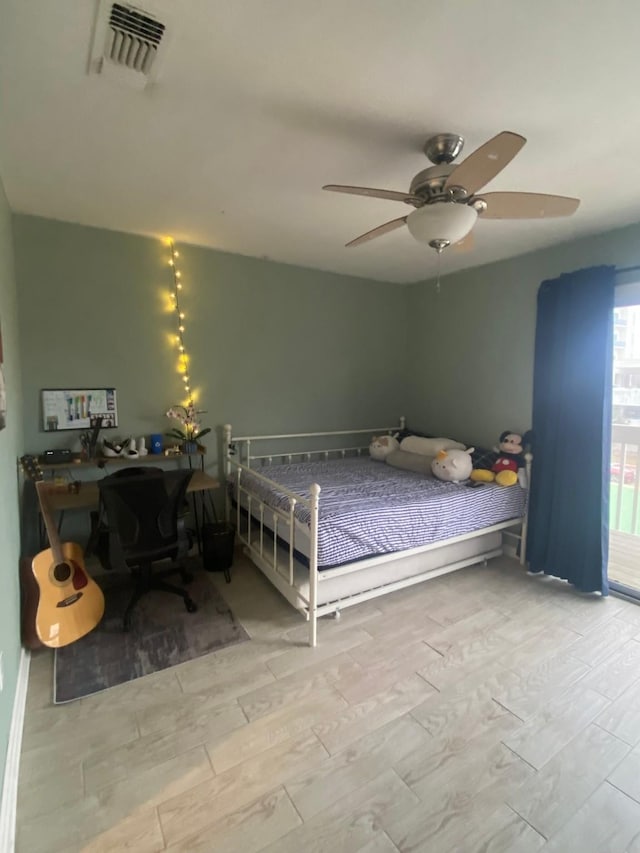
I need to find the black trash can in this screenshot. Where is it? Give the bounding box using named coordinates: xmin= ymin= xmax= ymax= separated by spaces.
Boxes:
xmin=202 ymin=522 xmax=235 ymax=581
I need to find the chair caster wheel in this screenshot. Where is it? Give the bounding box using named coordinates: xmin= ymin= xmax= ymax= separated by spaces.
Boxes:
xmin=185 ymin=599 xmax=197 ymax=613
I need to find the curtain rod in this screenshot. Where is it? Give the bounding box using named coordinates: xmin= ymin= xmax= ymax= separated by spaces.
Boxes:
xmin=616 ymin=265 xmax=640 ymax=274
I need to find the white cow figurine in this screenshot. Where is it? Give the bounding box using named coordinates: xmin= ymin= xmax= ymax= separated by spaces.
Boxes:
xmin=431 ymin=447 xmax=475 ymax=483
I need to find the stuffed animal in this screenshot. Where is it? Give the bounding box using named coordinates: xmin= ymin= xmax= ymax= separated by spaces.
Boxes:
xmin=400 ymin=435 xmax=465 ymax=456
xmin=369 ymin=434 xmax=400 ymax=461
xmin=431 ymin=447 xmax=475 ymax=483
xmin=471 ymin=430 xmax=530 ymax=486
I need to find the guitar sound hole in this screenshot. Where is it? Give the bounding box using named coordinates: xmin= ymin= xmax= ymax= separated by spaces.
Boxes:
xmin=53 ymin=562 xmax=72 ymax=582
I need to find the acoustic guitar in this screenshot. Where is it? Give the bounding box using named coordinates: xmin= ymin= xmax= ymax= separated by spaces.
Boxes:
xmin=19 ymin=463 xmax=44 ymax=650
xmin=20 ymin=456 xmax=105 ymax=648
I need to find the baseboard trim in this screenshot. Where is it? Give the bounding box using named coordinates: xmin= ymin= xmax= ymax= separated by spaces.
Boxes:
xmin=0 ymin=649 xmax=30 ymax=853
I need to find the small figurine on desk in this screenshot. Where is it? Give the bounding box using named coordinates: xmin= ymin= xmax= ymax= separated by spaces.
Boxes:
xmin=102 ymin=437 xmax=130 ymax=458
xmin=124 ymin=437 xmax=139 ymax=459
xmin=138 ymin=437 xmax=148 ymax=457
xmin=102 ymin=439 xmax=120 ymax=458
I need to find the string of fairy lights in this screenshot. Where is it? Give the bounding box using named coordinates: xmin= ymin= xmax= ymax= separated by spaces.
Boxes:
xmin=166 ymin=238 xmax=193 ymax=406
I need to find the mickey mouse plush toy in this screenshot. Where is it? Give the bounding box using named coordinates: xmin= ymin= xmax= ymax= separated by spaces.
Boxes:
xmin=470 ymin=431 xmax=531 ymax=487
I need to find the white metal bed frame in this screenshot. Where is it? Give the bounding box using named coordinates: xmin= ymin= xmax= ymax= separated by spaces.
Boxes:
xmin=224 ymin=418 xmax=531 ymax=647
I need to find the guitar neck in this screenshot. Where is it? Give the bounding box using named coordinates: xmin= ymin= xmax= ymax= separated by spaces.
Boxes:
xmin=35 ymin=481 xmax=65 ymax=565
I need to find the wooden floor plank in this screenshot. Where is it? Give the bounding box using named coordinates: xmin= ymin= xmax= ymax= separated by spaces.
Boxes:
xmin=444 ymin=803 xmax=545 ymax=853
xmin=158 ymin=732 xmax=328 ymax=847
xmin=387 ymin=743 xmax=533 ymax=852
xmin=538 ymin=782 xmax=640 ymax=852
xmin=595 ymin=675 xmax=640 ymax=746
xmin=312 ymin=673 xmax=435 ymax=756
xmin=507 ymin=724 xmax=630 ymax=838
xmin=259 ymin=770 xmax=419 ymax=853
xmin=609 ymin=743 xmax=640 ymax=803
xmin=164 ymin=787 xmax=302 ymax=853
xmin=502 ymin=686 xmax=611 ymax=769
xmin=286 ymin=715 xmax=429 ymax=821
xmin=238 ymin=652 xmax=362 ymax=721
xmin=578 ymin=639 xmax=640 ymax=700
xmin=208 ymin=687 xmax=347 ymax=773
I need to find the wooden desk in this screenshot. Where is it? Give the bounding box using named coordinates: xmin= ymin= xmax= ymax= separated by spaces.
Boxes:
xmin=45 ymin=470 xmax=220 ymax=512
xmin=37 ymin=471 xmax=220 ymax=558
xmin=33 ymin=451 xmax=215 ymax=544
xmin=38 ymin=450 xmax=206 ymax=472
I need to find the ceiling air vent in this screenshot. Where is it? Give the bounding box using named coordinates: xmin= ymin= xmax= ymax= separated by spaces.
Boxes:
xmin=89 ymin=1 xmax=171 ymax=89
xmin=107 ymin=4 xmax=165 ymax=74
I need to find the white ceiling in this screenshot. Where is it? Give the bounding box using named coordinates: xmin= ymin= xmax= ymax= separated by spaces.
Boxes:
xmin=2 ymin=0 xmax=640 ymax=283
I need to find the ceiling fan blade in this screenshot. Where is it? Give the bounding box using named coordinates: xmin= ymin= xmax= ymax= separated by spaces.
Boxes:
xmin=345 ymin=216 xmax=408 ymax=248
xmin=453 ymin=230 xmax=475 ymax=252
xmin=323 ymin=184 xmax=420 ymax=205
xmin=479 ymin=192 xmax=580 ymax=219
xmin=444 ymin=131 xmax=526 ymax=196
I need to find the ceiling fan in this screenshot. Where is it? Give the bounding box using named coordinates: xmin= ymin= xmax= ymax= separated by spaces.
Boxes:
xmin=323 ymin=131 xmax=580 ymax=253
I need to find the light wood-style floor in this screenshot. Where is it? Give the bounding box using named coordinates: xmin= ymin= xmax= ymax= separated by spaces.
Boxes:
xmin=16 ymin=553 xmax=640 ymax=852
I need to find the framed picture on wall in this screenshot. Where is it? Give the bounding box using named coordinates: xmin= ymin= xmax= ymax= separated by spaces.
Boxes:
xmin=41 ymin=388 xmax=118 ymax=432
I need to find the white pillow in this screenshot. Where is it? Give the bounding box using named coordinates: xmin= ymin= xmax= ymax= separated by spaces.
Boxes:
xmin=399 ymin=435 xmax=465 ymax=456
xmin=385 ymin=450 xmax=434 ymax=475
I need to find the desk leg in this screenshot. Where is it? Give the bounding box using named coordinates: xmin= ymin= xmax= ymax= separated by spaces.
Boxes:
xmin=188 ymin=455 xmax=219 ymax=554
xmin=192 ymin=492 xmax=202 ymax=555
xmin=188 ymin=455 xmax=202 ymax=554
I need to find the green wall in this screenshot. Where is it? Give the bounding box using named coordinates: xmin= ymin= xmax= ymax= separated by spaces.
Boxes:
xmin=15 ymin=212 xmax=640 ymax=465
xmin=12 ymin=215 xmax=408 ymax=466
xmin=0 ymin=176 xmax=24 ymax=786
xmin=405 ymin=222 xmax=640 ymax=449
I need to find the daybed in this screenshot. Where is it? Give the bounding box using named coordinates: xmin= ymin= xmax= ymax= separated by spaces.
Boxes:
xmin=224 ymin=419 xmax=530 ymax=646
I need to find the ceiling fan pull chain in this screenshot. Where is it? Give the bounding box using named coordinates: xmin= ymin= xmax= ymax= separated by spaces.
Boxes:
xmin=436 ymin=250 xmax=442 ymax=294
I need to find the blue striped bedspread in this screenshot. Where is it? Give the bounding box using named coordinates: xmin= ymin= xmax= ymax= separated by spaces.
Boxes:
xmin=241 ymin=457 xmax=527 ymax=568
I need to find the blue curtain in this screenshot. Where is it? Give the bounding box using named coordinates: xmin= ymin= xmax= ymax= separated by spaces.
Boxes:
xmin=527 ymin=265 xmax=615 ymax=594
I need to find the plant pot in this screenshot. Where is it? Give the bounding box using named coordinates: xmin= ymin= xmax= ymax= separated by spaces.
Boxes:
xmin=181 ymin=441 xmax=198 ymax=454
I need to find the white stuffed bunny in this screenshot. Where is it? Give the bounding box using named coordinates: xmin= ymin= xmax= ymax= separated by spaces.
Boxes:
xmin=431 ymin=447 xmax=475 ymax=483
xmin=369 ymin=434 xmax=400 ymax=461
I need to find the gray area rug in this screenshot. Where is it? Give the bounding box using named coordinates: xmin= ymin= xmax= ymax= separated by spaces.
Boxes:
xmin=54 ymin=563 xmax=249 ymax=703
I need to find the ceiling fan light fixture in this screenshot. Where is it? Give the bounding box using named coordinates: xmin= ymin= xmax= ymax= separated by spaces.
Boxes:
xmin=326 ymin=131 xmax=580 ymax=253
xmin=406 ymin=203 xmax=478 ymax=249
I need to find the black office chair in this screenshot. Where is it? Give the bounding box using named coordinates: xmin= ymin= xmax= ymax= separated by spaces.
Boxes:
xmin=98 ymin=467 xmax=197 ymax=631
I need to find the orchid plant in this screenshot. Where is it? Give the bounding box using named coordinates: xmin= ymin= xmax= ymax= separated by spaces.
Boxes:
xmin=165 ymin=404 xmax=211 ymax=445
